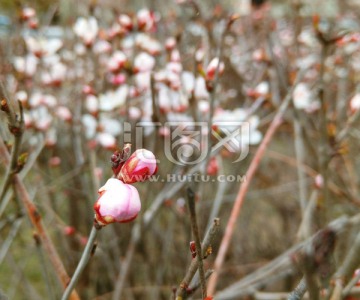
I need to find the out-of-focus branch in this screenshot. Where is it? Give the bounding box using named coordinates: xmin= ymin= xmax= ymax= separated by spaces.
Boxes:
xmin=215 ymin=211 xmax=359 ymax=299
xmin=0 ymin=138 xmax=80 ymax=300
xmin=205 ymin=14 xmax=240 ymax=164
xmin=317 ymin=43 xmax=331 ymax=226
xmin=287 ymin=277 xmax=306 ymax=300
xmin=207 ymin=70 xmax=306 ymax=296
xmin=330 ymin=230 xmax=360 ymax=300
xmin=0 ymin=93 xmax=25 ymax=202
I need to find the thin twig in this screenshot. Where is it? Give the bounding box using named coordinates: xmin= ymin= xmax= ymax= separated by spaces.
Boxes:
xmin=293 ymin=111 xmax=308 ymax=215
xmin=185 ymin=186 xmax=207 ymax=299
xmin=0 ymin=218 xmax=22 ymax=265
xmin=0 ymin=99 xmax=24 ymax=202
xmin=287 ymin=277 xmax=307 ymax=300
xmin=61 ymin=225 xmax=99 ymax=300
xmin=186 ymin=270 xmax=214 ymax=297
xmin=33 ymin=233 xmax=56 ymax=300
xmin=330 ymin=230 xmax=360 ymax=300
xmin=0 ymin=134 xmax=45 ymax=218
xmin=317 ymin=43 xmax=331 ymax=226
xmin=176 ymin=218 xmax=220 ymax=299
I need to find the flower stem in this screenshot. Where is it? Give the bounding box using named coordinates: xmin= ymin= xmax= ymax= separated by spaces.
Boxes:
xmin=61 ymin=225 xmax=99 ymax=300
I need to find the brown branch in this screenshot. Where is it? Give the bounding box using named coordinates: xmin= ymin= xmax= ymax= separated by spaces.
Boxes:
xmin=176 ymin=218 xmax=220 ymax=299
xmin=330 ymin=230 xmax=360 ymax=300
xmin=0 ymin=138 xmax=80 ymax=300
xmin=0 ymin=96 xmax=25 ymax=202
xmin=185 ymin=186 xmax=206 ymax=299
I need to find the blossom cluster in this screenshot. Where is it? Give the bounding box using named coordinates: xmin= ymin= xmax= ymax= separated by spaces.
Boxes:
xmin=94 ymin=148 xmax=157 ymax=226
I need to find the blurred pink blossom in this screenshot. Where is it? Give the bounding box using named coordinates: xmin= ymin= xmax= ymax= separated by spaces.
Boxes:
xmin=107 ymin=51 xmax=127 ymax=72
xmin=56 ymin=106 xmax=72 ymax=122
xmin=206 ymin=57 xmax=225 ymax=81
xmin=134 ymin=52 xmax=155 ymax=73
xmin=350 ymin=93 xmax=360 ymax=112
xmin=137 ymin=9 xmax=156 ymax=32
xmin=73 ymin=17 xmax=99 ymax=46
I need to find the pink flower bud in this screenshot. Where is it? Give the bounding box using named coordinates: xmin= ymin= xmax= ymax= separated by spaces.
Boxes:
xmin=64 ymin=226 xmax=76 ymax=236
xmin=109 ymin=73 xmax=126 ymax=85
xmin=350 ymin=94 xmax=360 ymax=112
xmin=56 ymin=106 xmax=72 ymax=122
xmin=82 ymin=85 xmax=96 ymax=95
xmin=165 ymin=37 xmax=176 ymax=51
xmin=207 ymin=157 xmax=219 ymax=175
xmin=21 ymin=7 xmax=36 ymax=21
xmin=48 ymin=156 xmax=61 ymax=167
xmin=119 ymin=149 xmax=157 ymax=184
xmin=118 ymin=14 xmax=133 ymax=31
xmin=28 ymin=17 xmax=39 ymax=29
xmin=137 ymin=9 xmax=155 ymax=32
xmin=206 ymin=57 xmax=225 ymax=81
xmin=94 ymin=178 xmax=141 ymax=225
xmin=314 ymin=174 xmax=324 ymax=189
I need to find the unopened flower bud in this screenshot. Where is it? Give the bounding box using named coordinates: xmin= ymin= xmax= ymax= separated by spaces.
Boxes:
xmin=119 ymin=149 xmax=157 ymax=183
xmin=206 ymin=57 xmax=225 ymax=81
xmin=94 ymin=178 xmax=141 ymax=225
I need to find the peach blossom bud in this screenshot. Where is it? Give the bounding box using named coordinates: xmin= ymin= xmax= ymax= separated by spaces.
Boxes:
xmin=48 ymin=156 xmax=61 ymax=167
xmin=94 ymin=178 xmax=141 ymax=225
xmin=110 ymin=73 xmax=126 ymax=85
xmin=134 ymin=52 xmax=155 ymax=73
xmin=118 ymin=14 xmax=133 ymax=31
xmin=165 ymin=37 xmax=176 ymax=51
xmin=128 ymin=107 xmax=142 ymax=120
xmin=94 ymin=167 xmax=103 ymax=181
xmin=82 ymin=85 xmax=96 ymax=95
xmin=107 ymin=51 xmax=127 ymax=72
xmin=315 ymin=174 xmax=324 ymax=189
xmin=176 ymin=197 xmax=186 ymax=214
xmin=350 ymin=94 xmax=360 ymax=112
xmin=170 ymin=49 xmax=181 ymax=62
xmin=207 ymin=157 xmax=219 ymax=175
xmin=159 ymin=126 xmax=170 ymax=137
xmin=137 ymin=9 xmax=155 ymax=32
xmin=85 ymin=95 xmax=99 ymax=114
xmin=206 ymin=57 xmax=225 ymax=81
xmin=56 ymin=106 xmax=72 ymax=122
xmin=64 ymin=226 xmax=76 ymax=236
xmin=28 ymin=17 xmax=39 ymax=29
xmin=97 ymin=132 xmax=116 ymax=150
xmin=119 ymin=149 xmax=157 ymax=184
xmin=80 ymin=236 xmax=88 ymax=246
xmin=16 ymin=90 xmax=28 ymax=104
xmin=21 ymin=8 xmax=36 ymax=21
xmin=195 ymin=48 xmax=205 ymax=62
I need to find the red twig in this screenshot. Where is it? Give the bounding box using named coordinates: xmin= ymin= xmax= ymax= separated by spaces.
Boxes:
xmin=207 ymin=71 xmax=304 ymax=296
